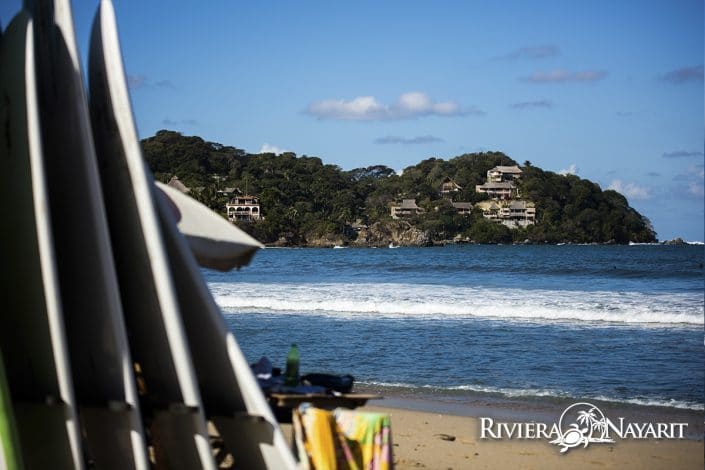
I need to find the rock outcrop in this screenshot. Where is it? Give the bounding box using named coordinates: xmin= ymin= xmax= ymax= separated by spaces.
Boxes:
xmin=268 ymin=221 xmax=432 ymax=247
xmin=351 ymin=221 xmax=432 ymax=247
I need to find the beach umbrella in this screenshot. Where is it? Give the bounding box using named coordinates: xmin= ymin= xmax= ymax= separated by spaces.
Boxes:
xmin=156 ymin=181 xmax=264 ymax=271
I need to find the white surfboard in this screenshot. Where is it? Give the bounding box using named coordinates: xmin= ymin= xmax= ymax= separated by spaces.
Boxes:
xmin=28 ymin=0 xmax=149 ymax=468
xmin=154 ymin=184 xmax=296 ymax=467
xmin=0 ymin=11 xmax=83 ymax=470
xmin=86 ymin=1 xmax=297 ymax=467
xmin=87 ymin=1 xmax=216 ymax=468
xmin=156 ymin=187 xmax=298 ymax=470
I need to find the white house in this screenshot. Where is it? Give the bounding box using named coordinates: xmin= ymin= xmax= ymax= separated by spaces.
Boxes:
xmin=476 ymin=200 xmax=535 ymax=227
xmin=487 ymin=165 xmax=523 ymax=183
xmin=499 ymin=200 xmax=536 ymax=228
xmin=475 ymin=181 xmax=518 ymax=200
xmin=226 ymin=195 xmax=262 ymax=222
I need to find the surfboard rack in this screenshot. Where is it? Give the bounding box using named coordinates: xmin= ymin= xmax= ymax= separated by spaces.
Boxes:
xmin=0 ymin=1 xmax=297 ymax=468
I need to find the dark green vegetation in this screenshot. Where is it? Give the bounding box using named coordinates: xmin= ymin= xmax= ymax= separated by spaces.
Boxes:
xmin=142 ymin=130 xmax=656 ymax=245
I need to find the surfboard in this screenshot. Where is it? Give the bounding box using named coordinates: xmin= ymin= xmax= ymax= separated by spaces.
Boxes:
xmin=0 ymin=23 xmax=25 ymax=470
xmin=155 ymin=187 xmax=298 ymax=469
xmin=0 ymin=11 xmax=83 ymax=470
xmin=87 ymin=1 xmax=216 ymax=468
xmin=0 ymin=23 xmax=14 ymax=470
xmin=28 ymin=0 xmax=149 ymax=467
xmin=0 ymin=349 xmax=23 ymax=470
xmin=87 ymin=1 xmax=297 ymax=467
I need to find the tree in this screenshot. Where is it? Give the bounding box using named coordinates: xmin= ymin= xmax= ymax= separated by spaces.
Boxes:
xmin=141 ymin=130 xmax=656 ymax=245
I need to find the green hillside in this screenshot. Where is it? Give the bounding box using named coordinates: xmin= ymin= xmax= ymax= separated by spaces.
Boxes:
xmin=141 ymin=130 xmax=656 ymax=245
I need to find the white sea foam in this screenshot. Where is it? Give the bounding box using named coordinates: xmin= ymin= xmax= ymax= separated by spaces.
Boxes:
xmin=210 ymin=282 xmax=703 ymax=327
xmin=359 ymin=381 xmax=705 ymax=411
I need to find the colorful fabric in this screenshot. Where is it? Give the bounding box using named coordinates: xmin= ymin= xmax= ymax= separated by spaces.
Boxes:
xmin=293 ymin=404 xmax=392 ymax=470
xmin=335 ymin=409 xmax=392 ymax=470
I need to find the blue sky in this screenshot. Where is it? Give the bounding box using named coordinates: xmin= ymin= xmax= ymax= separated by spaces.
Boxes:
xmin=2 ymin=1 xmax=703 ymax=240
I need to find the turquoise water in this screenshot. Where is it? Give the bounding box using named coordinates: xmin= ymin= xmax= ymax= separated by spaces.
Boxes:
xmin=206 ymin=245 xmax=704 ymax=410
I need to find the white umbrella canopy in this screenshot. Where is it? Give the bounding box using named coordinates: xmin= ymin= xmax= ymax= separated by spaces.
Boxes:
xmin=155 ymin=181 xmax=264 ymax=271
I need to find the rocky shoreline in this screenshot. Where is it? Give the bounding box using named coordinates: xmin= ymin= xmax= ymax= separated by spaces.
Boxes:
xmin=266 ymin=225 xmax=696 ymax=248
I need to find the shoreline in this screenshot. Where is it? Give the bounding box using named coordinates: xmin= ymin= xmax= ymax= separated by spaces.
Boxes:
xmin=263 ymin=240 xmax=703 ymax=248
xmin=355 ymin=384 xmax=704 ymax=440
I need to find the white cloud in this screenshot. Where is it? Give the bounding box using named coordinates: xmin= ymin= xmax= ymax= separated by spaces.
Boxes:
xmin=259 ymin=143 xmax=288 ymax=155
xmin=608 ymin=179 xmax=651 ymax=200
xmin=305 ymin=91 xmax=482 ymax=121
xmin=558 ymin=164 xmax=577 ymax=175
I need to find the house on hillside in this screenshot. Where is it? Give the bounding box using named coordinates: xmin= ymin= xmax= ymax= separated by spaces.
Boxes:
xmin=499 ymin=200 xmax=536 ymax=228
xmin=167 ymin=175 xmax=190 ymax=194
xmin=440 ymin=177 xmax=462 ymax=196
xmin=217 ymin=187 xmax=237 ymax=197
xmin=476 ymin=200 xmax=502 ymax=221
xmin=226 ymin=195 xmax=262 ymax=222
xmin=475 ymin=181 xmax=518 ymax=200
xmin=487 ymin=165 xmax=522 ymax=183
xmin=451 ymin=202 xmax=473 ymax=215
xmin=476 ymin=200 xmax=535 ymax=227
xmin=391 ymin=199 xmax=425 ymax=219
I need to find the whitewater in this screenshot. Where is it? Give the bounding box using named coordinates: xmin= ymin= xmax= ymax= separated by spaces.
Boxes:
xmin=212 ymin=281 xmax=702 ymax=326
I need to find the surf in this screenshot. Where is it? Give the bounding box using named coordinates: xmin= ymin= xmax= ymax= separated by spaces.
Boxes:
xmin=212 ymin=282 xmax=704 ymax=327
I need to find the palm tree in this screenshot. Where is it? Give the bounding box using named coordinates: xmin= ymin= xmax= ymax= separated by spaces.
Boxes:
xmin=577 ymin=409 xmax=597 ymax=428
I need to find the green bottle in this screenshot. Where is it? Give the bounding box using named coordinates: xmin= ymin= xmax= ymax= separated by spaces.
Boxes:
xmin=284 ymin=343 xmax=300 ymax=387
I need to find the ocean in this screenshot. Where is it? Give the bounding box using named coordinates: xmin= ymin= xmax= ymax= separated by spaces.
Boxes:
xmin=206 ymin=245 xmax=704 ymax=412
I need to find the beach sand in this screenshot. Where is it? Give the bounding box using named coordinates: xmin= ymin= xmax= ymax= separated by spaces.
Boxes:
xmin=364 ymin=405 xmax=702 ymax=470
xmin=279 ymin=399 xmax=703 ymax=469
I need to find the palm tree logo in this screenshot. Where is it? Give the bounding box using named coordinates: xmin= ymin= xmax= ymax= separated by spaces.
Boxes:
xmin=550 ymin=402 xmax=614 ymax=453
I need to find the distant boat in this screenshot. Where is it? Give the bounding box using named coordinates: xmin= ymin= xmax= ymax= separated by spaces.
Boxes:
xmin=388 ymin=243 xmax=399 ymax=249
xmin=333 ymin=245 xmax=346 ymax=249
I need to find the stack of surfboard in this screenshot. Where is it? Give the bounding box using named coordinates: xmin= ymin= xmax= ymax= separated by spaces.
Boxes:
xmin=0 ymin=1 xmax=296 ymax=468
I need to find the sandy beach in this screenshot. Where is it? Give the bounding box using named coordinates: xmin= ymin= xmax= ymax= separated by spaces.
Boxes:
xmin=281 ymin=395 xmax=703 ymax=470
xmin=364 ymin=388 xmax=704 ymax=469
xmin=363 ymin=405 xmax=702 ymax=470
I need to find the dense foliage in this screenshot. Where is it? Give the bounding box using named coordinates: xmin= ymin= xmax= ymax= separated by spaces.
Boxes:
xmin=141 ymin=130 xmax=656 ymax=244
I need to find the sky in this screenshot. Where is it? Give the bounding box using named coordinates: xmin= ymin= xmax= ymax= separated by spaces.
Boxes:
xmin=1 ymin=1 xmax=703 ymax=241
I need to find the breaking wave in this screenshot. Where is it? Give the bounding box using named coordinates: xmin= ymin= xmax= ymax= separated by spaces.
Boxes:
xmin=360 ymin=381 xmax=705 ymax=411
xmin=211 ymin=282 xmax=703 ymax=327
